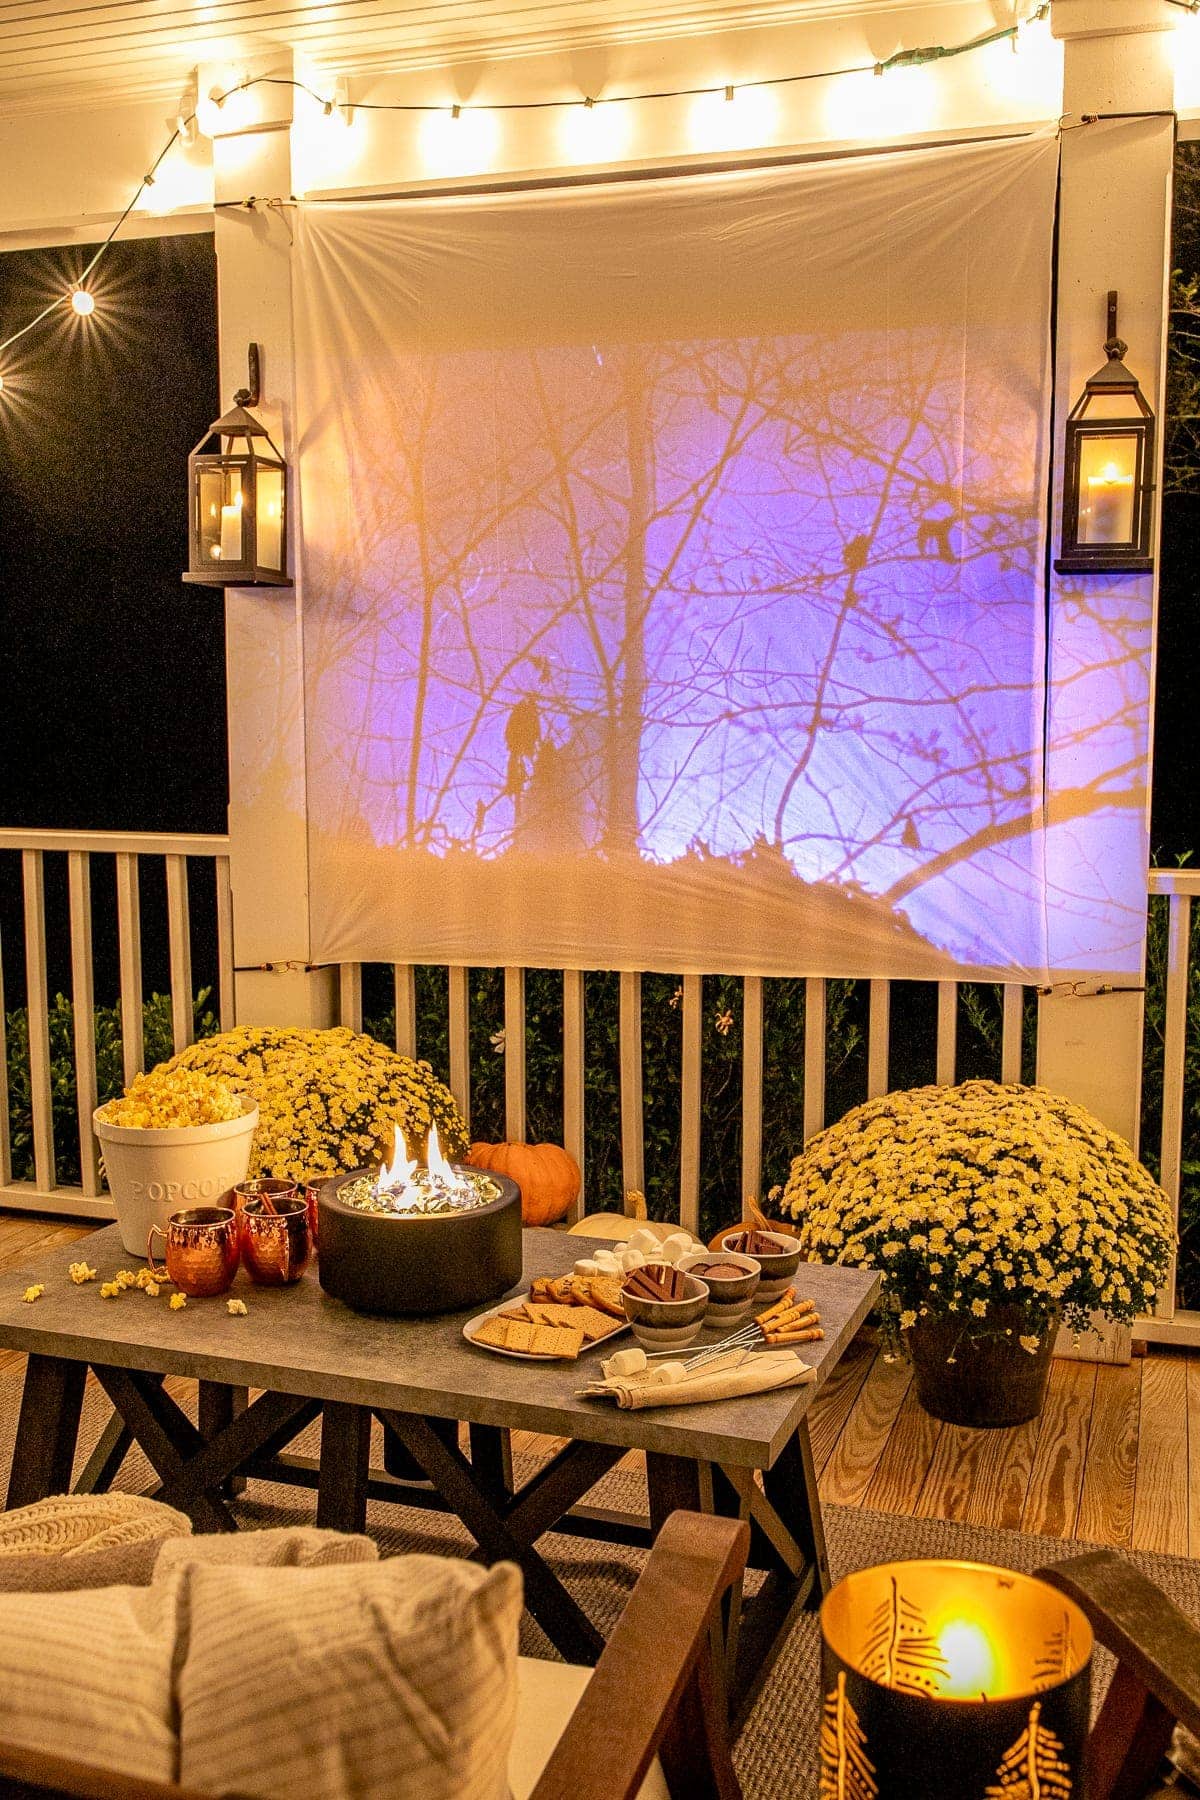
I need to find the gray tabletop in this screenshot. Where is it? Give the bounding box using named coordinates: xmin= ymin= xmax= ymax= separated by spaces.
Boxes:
xmin=0 ymin=1224 xmax=878 ymax=1469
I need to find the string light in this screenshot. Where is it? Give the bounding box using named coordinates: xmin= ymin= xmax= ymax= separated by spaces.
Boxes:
xmin=0 ymin=2 xmax=1054 ymax=386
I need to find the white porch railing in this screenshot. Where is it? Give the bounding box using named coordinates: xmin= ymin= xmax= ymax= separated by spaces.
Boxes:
xmin=0 ymin=826 xmax=1195 ymax=1345
xmin=0 ymin=830 xmax=234 ymax=1219
xmin=333 ymin=961 xmax=1030 ymax=1242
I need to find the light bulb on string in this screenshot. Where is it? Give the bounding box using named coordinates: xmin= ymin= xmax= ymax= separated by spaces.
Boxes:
xmin=419 ymin=103 xmax=499 ymax=176
xmin=70 ymin=288 xmax=95 ymax=317
xmin=689 ymin=81 xmax=779 ymax=152
xmin=561 ymin=94 xmax=632 ymax=164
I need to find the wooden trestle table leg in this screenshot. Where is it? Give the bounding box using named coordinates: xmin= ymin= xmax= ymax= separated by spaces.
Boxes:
xmin=6 ymin=1355 xmax=87 ymax=1509
xmin=316 ymin=1402 xmax=372 ymax=1532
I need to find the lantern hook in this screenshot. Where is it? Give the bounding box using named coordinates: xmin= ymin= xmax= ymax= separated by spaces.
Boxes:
xmin=1104 ymin=290 xmax=1127 ymax=363
xmin=232 ymin=342 xmax=261 ymax=409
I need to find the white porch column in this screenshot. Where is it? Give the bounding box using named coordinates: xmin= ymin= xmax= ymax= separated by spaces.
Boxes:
xmin=208 ymin=55 xmax=336 ymax=1028
xmin=1038 ymin=0 xmax=1176 ymax=1151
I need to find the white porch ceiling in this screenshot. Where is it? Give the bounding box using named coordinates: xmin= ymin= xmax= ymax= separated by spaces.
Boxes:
xmin=0 ymin=0 xmax=995 ymax=111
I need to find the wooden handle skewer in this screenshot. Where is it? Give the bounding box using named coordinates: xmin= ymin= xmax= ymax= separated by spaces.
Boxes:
xmin=756 ymin=1288 xmax=798 ymax=1324
xmin=766 ymin=1310 xmax=820 ymax=1339
xmin=764 ymin=1326 xmax=824 ymax=1345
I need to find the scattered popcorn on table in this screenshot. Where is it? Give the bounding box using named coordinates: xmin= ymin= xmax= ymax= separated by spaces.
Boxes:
xmin=68 ymin=1262 xmax=97 ymax=1285
xmin=99 ymin=1282 xmax=121 ymax=1299
xmin=114 ymin=1270 xmax=137 ymax=1290
xmin=22 ymin=1285 xmax=44 ymax=1303
xmin=135 ymin=1269 xmax=160 ymax=1291
xmin=169 ymin=1292 xmax=187 ymax=1310
xmin=226 ymin=1298 xmax=248 ymax=1316
xmin=143 ymin=1281 xmax=160 ymax=1298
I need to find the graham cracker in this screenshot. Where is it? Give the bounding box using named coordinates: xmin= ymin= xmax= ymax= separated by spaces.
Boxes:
xmin=529 ymin=1324 xmax=584 ymax=1358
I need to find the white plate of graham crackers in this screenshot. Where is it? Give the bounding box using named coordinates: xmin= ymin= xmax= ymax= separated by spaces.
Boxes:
xmin=464 ymin=1272 xmax=630 ymax=1361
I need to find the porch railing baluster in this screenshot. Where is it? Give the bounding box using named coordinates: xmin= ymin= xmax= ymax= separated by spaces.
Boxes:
xmin=936 ymin=980 xmax=957 ymax=1087
xmin=562 ymin=970 xmax=585 ymax=1222
xmin=67 ymin=851 xmax=101 ymax=1196
xmin=21 ymin=849 xmax=55 ymax=1193
xmin=867 ymin=979 xmax=890 ymax=1099
xmin=165 ymin=854 xmax=193 ymax=1054
xmin=115 ymin=852 xmax=144 ymax=1087
xmin=741 ymin=975 xmax=764 ymax=1206
xmin=803 ymin=977 xmax=826 ymax=1143
xmin=339 ymin=963 xmax=363 ymax=1034
xmin=1001 ymin=983 xmax=1023 ymax=1084
xmin=448 ymin=966 xmax=470 ymax=1126
xmin=393 ymin=963 xmax=417 ymax=1059
xmin=619 ymin=971 xmax=645 ymax=1204
xmin=215 ymin=858 xmax=235 ymax=1033
xmin=1156 ymin=890 xmax=1192 ymax=1322
xmin=503 ymin=966 xmax=526 ymax=1143
xmin=679 ymin=974 xmax=702 ymax=1238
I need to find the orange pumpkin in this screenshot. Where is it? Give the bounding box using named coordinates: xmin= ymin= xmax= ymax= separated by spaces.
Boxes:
xmin=466 ymin=1140 xmax=581 ymax=1226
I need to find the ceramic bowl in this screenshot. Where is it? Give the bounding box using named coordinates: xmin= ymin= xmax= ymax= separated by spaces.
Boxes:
xmin=677 ymin=1251 xmax=760 ymax=1327
xmin=620 ymin=1268 xmax=710 ymax=1351
xmin=714 ymin=1229 xmax=802 ymax=1301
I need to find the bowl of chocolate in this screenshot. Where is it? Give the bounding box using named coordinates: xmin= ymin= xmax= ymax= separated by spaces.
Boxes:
xmin=678 ymin=1250 xmax=760 ymax=1326
xmin=714 ymin=1228 xmax=801 ymax=1301
xmin=620 ymin=1263 xmax=710 ymax=1351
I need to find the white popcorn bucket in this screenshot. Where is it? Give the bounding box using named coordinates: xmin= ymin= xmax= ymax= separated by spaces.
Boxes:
xmin=93 ymin=1102 xmax=260 ymax=1257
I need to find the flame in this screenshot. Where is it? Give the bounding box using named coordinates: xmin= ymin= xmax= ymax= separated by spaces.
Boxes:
xmin=426 ymin=1121 xmax=456 ymax=1185
xmin=1089 ymin=463 xmax=1133 ymax=487
xmin=935 ymin=1618 xmax=1000 ymax=1698
xmin=378 ymin=1120 xmax=419 ymax=1190
xmin=376 ymin=1118 xmax=467 ymax=1207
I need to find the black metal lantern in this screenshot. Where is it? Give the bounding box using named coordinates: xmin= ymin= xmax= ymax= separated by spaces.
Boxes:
xmin=1055 ymin=291 xmax=1155 ymax=575
xmin=183 ymin=346 xmax=291 ymax=588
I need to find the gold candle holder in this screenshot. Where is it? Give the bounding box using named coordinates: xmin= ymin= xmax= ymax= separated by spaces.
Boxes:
xmin=819 ymin=1560 xmax=1093 ymax=1799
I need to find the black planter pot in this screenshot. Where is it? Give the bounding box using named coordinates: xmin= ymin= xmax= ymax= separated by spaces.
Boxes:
xmin=904 ymin=1306 xmax=1057 ymax=1428
xmin=318 ymin=1168 xmax=523 ymax=1316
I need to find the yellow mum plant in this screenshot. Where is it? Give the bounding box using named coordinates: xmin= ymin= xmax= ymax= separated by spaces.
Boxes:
xmin=163 ymin=1025 xmax=467 ymax=1186
xmin=781 ymin=1080 xmax=1175 ymax=1348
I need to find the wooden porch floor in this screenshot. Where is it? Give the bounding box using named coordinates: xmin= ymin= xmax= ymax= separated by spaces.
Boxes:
xmin=2 ymin=1212 xmax=1196 ymax=1561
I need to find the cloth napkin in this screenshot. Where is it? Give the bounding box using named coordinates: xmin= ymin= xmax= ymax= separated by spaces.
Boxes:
xmin=579 ymin=1347 xmax=815 ymax=1410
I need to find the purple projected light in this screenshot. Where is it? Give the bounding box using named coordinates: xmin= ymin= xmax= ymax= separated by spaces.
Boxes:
xmin=294 ymin=138 xmax=1145 ymax=980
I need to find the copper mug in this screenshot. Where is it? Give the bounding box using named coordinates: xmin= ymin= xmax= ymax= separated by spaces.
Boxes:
xmin=239 ymin=1194 xmax=312 ymax=1286
xmin=148 ymin=1206 xmax=240 ymax=1298
xmin=233 ymin=1177 xmax=298 ymax=1215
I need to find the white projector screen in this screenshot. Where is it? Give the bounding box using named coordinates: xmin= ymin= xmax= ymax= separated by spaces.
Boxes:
xmin=291 ymin=133 xmax=1147 ymax=979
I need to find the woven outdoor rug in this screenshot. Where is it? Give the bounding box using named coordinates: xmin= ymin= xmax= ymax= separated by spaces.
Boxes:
xmin=1 ymin=1367 xmax=1198 ymax=1800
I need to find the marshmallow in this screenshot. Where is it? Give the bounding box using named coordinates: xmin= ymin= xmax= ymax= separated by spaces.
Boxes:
xmin=573 ymin=1258 xmax=601 ymax=1277
xmin=620 ymin=1246 xmax=646 ymax=1270
xmin=656 ymin=1362 xmax=688 ymax=1385
xmin=660 ymin=1232 xmax=694 ymax=1264
xmin=593 ymin=1249 xmax=622 ymax=1273
xmin=626 ymin=1228 xmax=659 ymax=1254
xmin=605 ymin=1347 xmax=647 ymax=1378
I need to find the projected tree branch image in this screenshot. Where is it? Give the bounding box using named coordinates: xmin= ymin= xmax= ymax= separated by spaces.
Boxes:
xmin=293 ymin=138 xmax=1147 ymax=978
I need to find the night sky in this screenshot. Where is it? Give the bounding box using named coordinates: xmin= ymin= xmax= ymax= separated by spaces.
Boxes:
xmin=0 ymin=232 xmax=225 ymax=836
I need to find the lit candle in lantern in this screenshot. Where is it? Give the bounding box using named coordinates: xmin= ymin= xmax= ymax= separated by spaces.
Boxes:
xmin=820 ymin=1560 xmax=1092 ymax=1797
xmin=1084 ymin=460 xmax=1134 ymax=544
xmin=219 ymin=491 xmax=243 ymax=562
xmin=935 ymin=1616 xmax=999 ymax=1698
